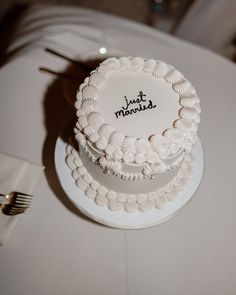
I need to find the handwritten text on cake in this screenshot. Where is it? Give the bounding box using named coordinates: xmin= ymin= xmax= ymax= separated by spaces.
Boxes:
xmin=115 ymin=91 xmax=157 ymax=119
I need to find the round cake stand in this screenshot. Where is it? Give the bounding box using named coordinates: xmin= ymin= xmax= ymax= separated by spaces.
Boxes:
xmin=55 ymin=129 xmax=204 ymax=230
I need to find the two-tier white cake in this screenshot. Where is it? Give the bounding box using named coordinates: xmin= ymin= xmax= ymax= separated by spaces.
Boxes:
xmin=66 ymin=56 xmax=201 ymax=213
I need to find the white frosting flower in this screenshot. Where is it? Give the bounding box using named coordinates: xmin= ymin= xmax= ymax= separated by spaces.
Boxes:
xmin=119 ymin=57 xmax=131 ymax=71
xmin=105 ymin=143 xmax=115 ymax=156
xmin=76 ymin=109 xmax=85 ymax=117
xmin=194 ymin=103 xmax=201 ymax=114
xmin=83 ymin=173 xmax=93 ymax=184
xmin=149 ymin=135 xmax=170 ymax=158
xmin=85 ymin=187 xmax=96 ymax=199
xmin=97 ymin=185 xmax=108 ymax=196
xmin=146 ymin=152 xmax=160 ymax=163
xmin=76 ymin=178 xmax=88 ymax=191
xmin=137 ymin=194 xmax=147 ymax=203
xmin=75 ymin=131 xmax=86 ymax=146
xmin=80 ymin=98 xmax=97 ymax=114
xmin=117 ymin=193 xmax=127 ymax=202
xmin=134 ymin=153 xmax=146 ymax=164
xmin=148 ymin=192 xmax=159 ymax=201
xmin=169 ymin=143 xmax=180 ymax=155
xmin=110 ymin=161 xmax=122 ymax=174
xmin=123 ymin=151 xmax=135 ymax=163
xmin=97 ymin=64 xmax=112 ymax=76
xmin=102 ymin=57 xmax=120 ymax=70
xmin=109 ymin=200 xmax=124 ymax=211
xmin=106 ymin=190 xmax=117 ymax=200
xmin=173 ymin=80 xmax=196 ymax=96
xmin=113 ymin=149 xmax=123 ymax=161
xmin=90 ymin=180 xmax=99 ymax=190
xmin=77 ymin=166 xmax=86 ymax=176
xmin=96 ymin=137 xmax=108 ymax=150
xmin=75 ymin=92 xmax=82 ymax=105
xmin=156 ymin=162 xmax=166 ymax=173
xmin=83 ymin=125 xmax=94 ymax=136
xmin=121 ymin=136 xmax=136 ymax=154
xmin=153 ymin=61 xmax=168 ymax=78
xmin=164 ymin=128 xmax=185 ymax=144
xmin=143 ymin=59 xmax=156 ymax=73
xmin=164 ymin=68 xmax=184 ymax=84
xmin=180 ymin=95 xmax=199 ymax=108
xmin=139 ymin=200 xmax=154 ymax=212
xmin=110 ymin=132 xmax=125 ymax=148
xmin=179 ymin=107 xmax=198 ymax=122
xmin=74 ymin=157 xmax=82 ymax=167
xmin=89 ymin=132 xmax=100 ymax=143
xmin=89 ymin=72 xmax=105 ymax=88
xmin=95 ymin=194 xmax=108 ymax=207
xmin=126 ymin=194 xmax=137 ymax=203
xmin=174 ymin=118 xmax=193 ymax=132
xmin=98 ymin=156 xmax=122 ymax=174
xmin=155 ymin=196 xmax=167 ymax=209
xmin=78 ymin=115 xmax=88 ymax=129
xmin=136 ymin=138 xmax=152 ymax=154
xmin=142 ymin=165 xmax=158 ymax=178
xmin=125 ymin=202 xmax=139 ymax=212
xmin=130 ymin=57 xmax=144 ymax=72
xmin=98 ymin=124 xmax=115 ymax=141
xmin=82 ymin=85 xmax=98 ymax=99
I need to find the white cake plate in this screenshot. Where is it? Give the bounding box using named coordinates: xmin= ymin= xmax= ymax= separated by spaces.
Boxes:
xmin=55 ymin=124 xmax=204 ymax=229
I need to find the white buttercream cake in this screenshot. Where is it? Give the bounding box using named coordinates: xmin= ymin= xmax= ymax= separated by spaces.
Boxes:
xmin=66 ymin=57 xmax=201 ymax=212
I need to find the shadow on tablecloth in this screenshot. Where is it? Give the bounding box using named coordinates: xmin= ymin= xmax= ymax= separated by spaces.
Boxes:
xmin=41 ymin=59 xmax=107 ymax=226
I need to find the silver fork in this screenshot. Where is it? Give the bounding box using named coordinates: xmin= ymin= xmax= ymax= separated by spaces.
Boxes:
xmin=0 ymin=192 xmax=33 ymax=216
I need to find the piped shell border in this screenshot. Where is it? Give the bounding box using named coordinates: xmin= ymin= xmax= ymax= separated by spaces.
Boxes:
xmin=74 ymin=57 xmax=200 ymax=167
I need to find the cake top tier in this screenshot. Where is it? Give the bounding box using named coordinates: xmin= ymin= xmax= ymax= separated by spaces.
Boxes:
xmin=75 ymin=57 xmax=200 ymax=165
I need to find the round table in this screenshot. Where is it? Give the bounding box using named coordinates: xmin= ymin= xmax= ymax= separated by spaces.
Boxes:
xmin=0 ymin=5 xmax=236 ymax=295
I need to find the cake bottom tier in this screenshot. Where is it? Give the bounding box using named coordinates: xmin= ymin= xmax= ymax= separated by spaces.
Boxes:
xmin=66 ymin=142 xmax=195 ymax=213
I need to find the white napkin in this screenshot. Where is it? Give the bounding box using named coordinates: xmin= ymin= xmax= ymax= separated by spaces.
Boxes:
xmin=0 ymin=152 xmax=43 ymax=245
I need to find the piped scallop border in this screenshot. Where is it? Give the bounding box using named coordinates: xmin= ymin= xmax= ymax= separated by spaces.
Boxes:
xmin=74 ymin=57 xmax=200 ymax=167
xmin=66 ymin=144 xmax=194 ymax=213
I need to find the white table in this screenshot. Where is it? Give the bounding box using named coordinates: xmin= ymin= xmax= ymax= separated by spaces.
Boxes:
xmin=0 ymin=5 xmax=236 ymax=295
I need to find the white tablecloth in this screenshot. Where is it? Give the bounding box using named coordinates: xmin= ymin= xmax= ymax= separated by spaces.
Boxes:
xmin=0 ymin=5 xmax=236 ymax=295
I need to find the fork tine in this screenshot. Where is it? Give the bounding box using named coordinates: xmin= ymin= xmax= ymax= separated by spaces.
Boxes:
xmin=15 ymin=192 xmax=32 ymax=196
xmin=14 ymin=206 xmax=30 ymax=210
xmin=14 ymin=198 xmax=32 ymax=204
xmin=14 ymin=198 xmax=31 ymax=203
xmin=1 ymin=191 xmax=33 ymax=215
xmin=8 ymin=210 xmax=25 ymax=215
xmin=14 ymin=199 xmax=31 ymax=204
xmin=14 ymin=205 xmax=29 ymax=210
xmin=10 ymin=206 xmax=27 ymax=212
xmin=10 ymin=208 xmax=26 ymax=213
xmin=15 ymin=195 xmax=32 ymax=200
xmin=14 ymin=203 xmax=31 ymax=208
xmin=17 ymin=193 xmax=32 ymax=197
xmin=13 ymin=202 xmax=31 ymax=206
xmin=15 ymin=198 xmax=31 ymax=203
xmin=2 ymin=207 xmax=25 ymax=215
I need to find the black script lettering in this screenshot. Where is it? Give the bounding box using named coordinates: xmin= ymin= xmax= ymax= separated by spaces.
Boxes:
xmin=114 ymin=91 xmax=157 ymax=119
xmin=115 ymin=109 xmax=125 ymax=118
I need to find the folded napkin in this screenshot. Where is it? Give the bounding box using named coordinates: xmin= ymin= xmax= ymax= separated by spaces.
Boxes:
xmin=0 ymin=152 xmax=43 ymax=245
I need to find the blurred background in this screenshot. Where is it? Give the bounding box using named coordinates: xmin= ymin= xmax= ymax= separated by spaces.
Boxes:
xmin=0 ymin=0 xmax=236 ymax=62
